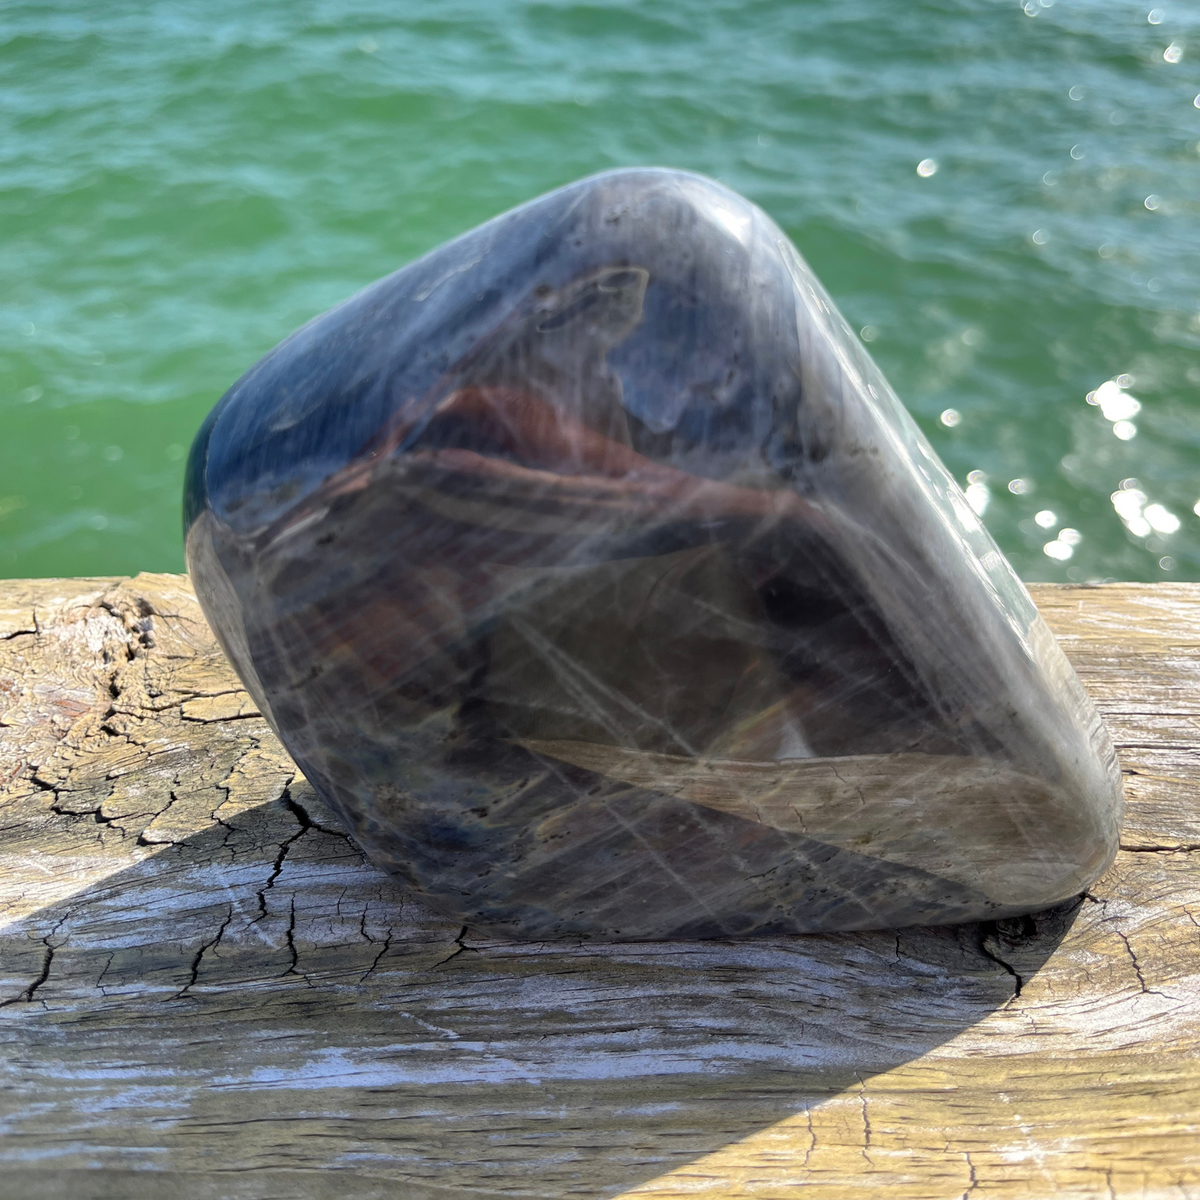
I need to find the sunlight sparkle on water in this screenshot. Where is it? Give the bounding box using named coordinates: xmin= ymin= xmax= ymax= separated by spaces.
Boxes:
xmin=1088 ymin=378 xmax=1144 ymax=444
xmin=1044 ymin=528 xmax=1080 ymax=562
xmin=965 ymin=470 xmax=989 ymax=517
xmin=1144 ymin=504 xmax=1181 ymax=534
xmin=1112 ymin=489 xmax=1180 ymax=540
xmin=1090 ymin=380 xmax=1141 ymax=422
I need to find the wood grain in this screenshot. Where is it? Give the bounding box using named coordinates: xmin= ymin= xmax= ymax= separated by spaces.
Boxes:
xmin=1 ymin=575 xmax=1197 ymax=1199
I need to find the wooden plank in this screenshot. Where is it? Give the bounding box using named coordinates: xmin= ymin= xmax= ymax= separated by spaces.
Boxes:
xmin=1 ymin=574 xmax=1198 ymax=1198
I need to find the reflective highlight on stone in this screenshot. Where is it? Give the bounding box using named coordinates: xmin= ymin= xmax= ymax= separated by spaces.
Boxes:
xmin=185 ymin=168 xmax=1123 ymax=939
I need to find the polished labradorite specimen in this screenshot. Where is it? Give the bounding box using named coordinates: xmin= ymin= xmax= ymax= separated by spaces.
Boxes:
xmin=185 ymin=168 xmax=1123 ymax=939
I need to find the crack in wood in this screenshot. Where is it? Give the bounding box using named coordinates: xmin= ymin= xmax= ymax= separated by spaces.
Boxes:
xmin=170 ymin=906 xmax=234 ymax=1001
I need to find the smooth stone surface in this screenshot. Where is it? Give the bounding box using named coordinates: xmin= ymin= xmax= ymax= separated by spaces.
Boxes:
xmin=185 ymin=167 xmax=1123 ymax=939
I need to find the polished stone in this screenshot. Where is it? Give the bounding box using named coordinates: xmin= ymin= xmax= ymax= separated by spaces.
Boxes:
xmin=185 ymin=168 xmax=1123 ymax=939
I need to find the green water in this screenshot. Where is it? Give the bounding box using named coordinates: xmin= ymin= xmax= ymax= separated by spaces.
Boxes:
xmin=2 ymin=0 xmax=1199 ymax=583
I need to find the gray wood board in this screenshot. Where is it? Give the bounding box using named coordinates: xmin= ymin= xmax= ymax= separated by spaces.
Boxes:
xmin=1 ymin=574 xmax=1198 ymax=1198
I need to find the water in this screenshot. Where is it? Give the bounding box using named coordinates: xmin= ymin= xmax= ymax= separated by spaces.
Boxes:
xmin=2 ymin=0 xmax=1198 ymax=583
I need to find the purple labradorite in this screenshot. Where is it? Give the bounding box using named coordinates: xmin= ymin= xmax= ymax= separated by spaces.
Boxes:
xmin=185 ymin=168 xmax=1122 ymax=939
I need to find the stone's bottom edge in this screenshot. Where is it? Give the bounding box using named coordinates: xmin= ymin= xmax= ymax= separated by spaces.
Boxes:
xmin=316 ymin=743 xmax=1121 ymax=944
xmin=369 ymin=862 xmax=1104 ymax=944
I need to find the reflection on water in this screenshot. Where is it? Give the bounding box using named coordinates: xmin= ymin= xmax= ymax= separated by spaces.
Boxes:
xmin=0 ymin=0 xmax=1198 ymax=582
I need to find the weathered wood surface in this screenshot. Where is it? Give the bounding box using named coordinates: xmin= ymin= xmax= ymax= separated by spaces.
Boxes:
xmin=1 ymin=574 xmax=1198 ymax=1199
